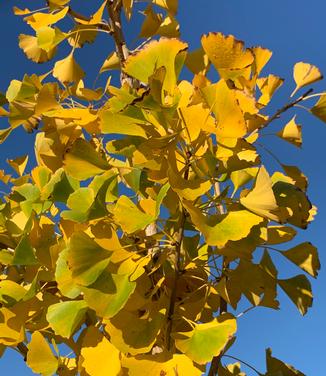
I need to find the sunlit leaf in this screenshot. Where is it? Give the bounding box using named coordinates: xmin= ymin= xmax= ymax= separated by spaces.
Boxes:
xmin=174 ymin=314 xmax=237 ymax=364
xmin=53 ymin=52 xmax=85 ymax=83
xmin=81 ymin=326 xmax=121 ymax=376
xmin=184 ymin=201 xmax=264 ymax=247
xmin=46 ymin=300 xmax=88 ymax=338
xmin=277 ymin=116 xmax=302 ymax=147
xmin=26 ymin=332 xmax=58 ymax=376
xmin=292 ymin=62 xmax=323 ymax=97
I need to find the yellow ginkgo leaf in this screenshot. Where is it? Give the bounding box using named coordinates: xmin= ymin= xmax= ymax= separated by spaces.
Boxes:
xmin=53 ymin=52 xmax=85 ymax=83
xmin=183 ymin=200 xmax=264 ymax=248
xmin=7 ymin=155 xmax=28 ymax=176
xmin=240 ymin=167 xmax=284 ymax=222
xmin=201 ymin=80 xmax=247 ymax=138
xmin=240 ymin=166 xmax=283 ymax=222
xmin=81 ymin=326 xmax=121 ymax=376
xmin=122 ymin=353 xmax=202 ymax=376
xmin=13 ymin=6 xmax=33 ymax=15
xmin=277 ymin=116 xmax=302 ymax=147
xmin=252 ymin=46 xmax=273 ymax=76
xmin=73 ymin=1 xmax=107 ymax=25
xmin=123 ymin=0 xmax=134 ymax=21
xmin=26 ymin=332 xmax=58 ymax=376
xmin=292 ymin=62 xmax=323 ymax=97
xmin=19 ymin=34 xmax=56 ymax=63
xmin=100 ymin=52 xmax=120 ymax=73
xmin=257 ymin=74 xmax=284 ymax=106
xmin=24 ymin=7 xmax=69 ymax=31
xmin=311 ymin=93 xmax=326 ymax=123
xmin=124 ymin=38 xmax=188 ymax=97
xmin=201 ymin=32 xmax=254 ymax=79
xmin=152 ymin=0 xmax=178 ymax=15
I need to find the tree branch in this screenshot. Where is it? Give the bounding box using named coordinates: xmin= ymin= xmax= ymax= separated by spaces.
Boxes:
xmin=262 ymin=88 xmax=313 ymax=130
xmin=16 ymin=342 xmax=28 ymax=361
xmin=208 ymin=182 xmax=228 ymax=376
xmin=166 ymin=154 xmax=190 ymax=351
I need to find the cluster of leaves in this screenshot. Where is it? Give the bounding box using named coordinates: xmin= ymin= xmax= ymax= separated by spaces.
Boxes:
xmin=0 ymin=1 xmax=325 ymax=375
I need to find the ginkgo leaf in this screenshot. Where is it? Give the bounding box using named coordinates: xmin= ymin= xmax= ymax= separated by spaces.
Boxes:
xmin=12 ymin=234 xmax=38 ymax=266
xmin=63 ymin=138 xmax=109 ymax=180
xmin=26 ymin=332 xmax=58 ymax=376
xmin=100 ymin=110 xmax=148 ymax=138
xmin=36 ymin=26 xmax=66 ymax=52
xmin=252 ymin=46 xmax=272 ymax=75
xmin=266 ymin=348 xmax=305 ymax=376
xmin=260 ymin=225 xmax=297 ymax=245
xmin=278 ymin=275 xmax=313 ymax=315
xmin=53 ymin=52 xmax=85 ymax=83
xmin=55 ymin=248 xmax=81 ymax=299
xmin=0 ymin=307 xmax=25 ymax=346
xmin=0 ymin=127 xmax=12 ymax=144
xmin=13 ymin=6 xmax=33 ymax=15
xmin=272 ymin=181 xmax=312 ymax=229
xmin=25 ymin=7 xmax=69 ymax=31
xmin=257 ymin=75 xmax=284 ymax=106
xmin=46 ymin=300 xmax=88 ymax=338
xmin=123 ymin=0 xmax=134 ymax=20
xmin=7 ymin=155 xmax=28 ymax=176
xmin=184 ymin=201 xmax=264 ymax=248
xmin=124 ymin=38 xmax=188 ymax=97
xmin=81 ymin=271 xmax=136 ymax=318
xmin=113 ymin=196 xmax=154 ymax=233
xmin=201 ymin=80 xmax=247 ymax=138
xmin=0 ymin=280 xmax=27 ymax=306
xmin=157 ymin=15 xmax=180 ymax=38
xmin=152 ymin=0 xmax=178 ymax=15
xmin=277 ymin=116 xmax=302 ymax=147
xmin=122 ymin=353 xmax=202 ymax=376
xmin=139 ymin=5 xmax=162 ymax=38
xmin=19 ymin=34 xmax=56 ymax=63
xmin=185 ymin=48 xmax=210 ymax=75
xmin=66 ymin=231 xmax=112 ymax=286
xmin=73 ymin=1 xmax=107 ymax=25
xmin=61 ymin=187 xmax=95 ymax=223
xmin=201 ymin=32 xmax=254 ymax=79
xmin=292 ymin=62 xmax=323 ymax=97
xmin=81 ymin=326 xmax=121 ymax=376
xmin=282 ymin=242 xmax=320 ymax=277
xmin=311 ymin=93 xmax=326 ymax=123
xmin=174 ymin=314 xmax=237 ymax=364
xmin=100 ymin=52 xmax=120 ymax=73
xmin=240 ymin=166 xmax=284 ymax=222
xmin=105 ymin=309 xmax=165 ymax=355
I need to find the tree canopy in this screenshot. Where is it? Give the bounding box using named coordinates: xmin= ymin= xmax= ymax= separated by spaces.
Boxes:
xmin=0 ymin=1 xmax=324 ymax=375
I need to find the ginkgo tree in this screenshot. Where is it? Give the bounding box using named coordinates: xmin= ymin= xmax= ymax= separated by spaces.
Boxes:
xmin=0 ymin=1 xmax=324 ymax=375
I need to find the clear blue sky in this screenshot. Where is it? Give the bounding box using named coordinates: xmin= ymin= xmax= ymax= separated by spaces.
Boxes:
xmin=1 ymin=0 xmax=325 ymax=374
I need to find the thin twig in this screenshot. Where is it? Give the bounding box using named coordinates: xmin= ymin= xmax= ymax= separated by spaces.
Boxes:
xmin=222 ymin=355 xmax=264 ymax=375
xmin=261 ymin=88 xmax=313 ymax=130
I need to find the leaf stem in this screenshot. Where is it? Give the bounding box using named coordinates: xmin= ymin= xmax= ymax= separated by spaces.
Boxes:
xmin=222 ymin=355 xmax=264 ymax=375
xmin=262 ymin=88 xmax=313 ymax=129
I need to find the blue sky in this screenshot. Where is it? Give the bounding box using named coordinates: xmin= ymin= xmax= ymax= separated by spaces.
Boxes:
xmin=1 ymin=0 xmax=326 ymax=374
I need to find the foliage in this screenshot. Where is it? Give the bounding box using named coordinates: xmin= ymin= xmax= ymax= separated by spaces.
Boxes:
xmin=0 ymin=1 xmax=324 ymax=375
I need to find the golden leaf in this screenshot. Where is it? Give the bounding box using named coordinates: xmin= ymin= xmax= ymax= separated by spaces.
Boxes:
xmin=53 ymin=52 xmax=85 ymax=83
xmin=292 ymin=62 xmax=323 ymax=97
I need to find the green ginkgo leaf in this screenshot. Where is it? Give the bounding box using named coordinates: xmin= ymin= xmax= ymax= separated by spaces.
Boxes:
xmin=46 ymin=300 xmax=88 ymax=338
xmin=174 ymin=314 xmax=237 ymax=364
